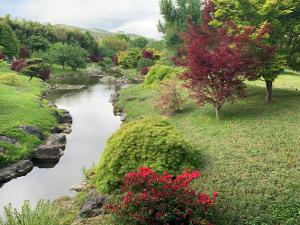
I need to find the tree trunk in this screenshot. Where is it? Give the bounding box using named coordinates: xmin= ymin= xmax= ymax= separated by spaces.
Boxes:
xmin=265 ymin=80 xmax=273 ymax=103
xmin=215 ymin=105 xmax=222 ymax=121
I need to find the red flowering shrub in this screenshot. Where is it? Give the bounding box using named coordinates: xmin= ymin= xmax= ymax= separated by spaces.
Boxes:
xmin=89 ymin=55 xmax=102 ymax=63
xmin=140 ymin=66 xmax=149 ymax=75
xmin=0 ymin=53 xmax=5 ymax=60
xmin=112 ymin=55 xmax=119 ymax=65
xmin=21 ymin=62 xmax=51 ymax=81
xmin=142 ymin=49 xmax=155 ymax=60
xmin=15 ymin=62 xmax=28 ymax=72
xmin=106 ymin=167 xmax=219 ymax=225
xmin=11 ymin=59 xmax=26 ymax=71
xmin=19 ymin=47 xmax=30 ymax=58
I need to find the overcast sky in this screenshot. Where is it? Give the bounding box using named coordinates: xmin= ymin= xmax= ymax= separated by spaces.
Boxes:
xmin=0 ymin=0 xmax=162 ymax=39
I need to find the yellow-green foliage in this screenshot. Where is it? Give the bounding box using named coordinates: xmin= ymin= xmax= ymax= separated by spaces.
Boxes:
xmin=92 ymin=117 xmax=201 ymax=194
xmin=0 ymin=73 xmax=21 ymax=86
xmin=144 ymin=64 xmax=184 ymax=87
xmin=118 ymin=48 xmax=140 ymax=69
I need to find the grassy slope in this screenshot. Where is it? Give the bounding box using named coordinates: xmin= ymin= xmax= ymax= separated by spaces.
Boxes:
xmin=117 ymin=71 xmax=300 ymax=225
xmin=0 ymin=66 xmax=57 ymax=167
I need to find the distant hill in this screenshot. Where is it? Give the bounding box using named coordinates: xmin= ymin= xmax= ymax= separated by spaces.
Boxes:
xmin=54 ymin=24 xmax=147 ymax=41
xmin=54 ymin=24 xmax=112 ymax=40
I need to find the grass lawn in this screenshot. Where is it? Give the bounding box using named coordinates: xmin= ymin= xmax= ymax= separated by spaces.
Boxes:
xmin=116 ymin=71 xmax=300 ymax=224
xmin=0 ymin=66 xmax=57 ymax=167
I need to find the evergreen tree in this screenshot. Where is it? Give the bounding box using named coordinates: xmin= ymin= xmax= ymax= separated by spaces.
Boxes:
xmin=158 ymin=0 xmax=201 ymax=49
xmin=0 ymin=21 xmax=19 ymax=57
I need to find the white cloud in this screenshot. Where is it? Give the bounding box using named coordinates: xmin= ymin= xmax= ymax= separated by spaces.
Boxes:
xmin=6 ymin=0 xmax=162 ymax=39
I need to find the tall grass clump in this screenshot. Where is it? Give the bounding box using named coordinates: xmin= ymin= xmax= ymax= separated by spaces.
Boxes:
xmin=0 ymin=200 xmax=60 ymax=225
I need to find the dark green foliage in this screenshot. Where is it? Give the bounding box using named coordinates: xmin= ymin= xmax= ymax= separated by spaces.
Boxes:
xmin=0 ymin=21 xmax=19 ymax=57
xmin=130 ymin=37 xmax=149 ymax=49
xmin=92 ymin=117 xmax=201 ymax=193
xmin=137 ymin=58 xmax=154 ymax=70
xmin=100 ymin=35 xmax=129 ymax=54
xmin=46 ymin=43 xmax=87 ymax=70
xmin=99 ymin=57 xmax=114 ymax=70
xmin=158 ymin=0 xmax=201 ymax=49
xmin=27 ymin=36 xmax=50 ymax=52
xmin=1 ymin=16 xmax=99 ymax=56
xmin=146 ymin=40 xmax=166 ymax=51
xmin=144 ymin=64 xmax=183 ymax=86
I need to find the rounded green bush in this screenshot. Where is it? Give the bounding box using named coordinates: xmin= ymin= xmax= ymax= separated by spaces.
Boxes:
xmin=144 ymin=64 xmax=184 ymax=86
xmin=92 ymin=117 xmax=201 ymax=193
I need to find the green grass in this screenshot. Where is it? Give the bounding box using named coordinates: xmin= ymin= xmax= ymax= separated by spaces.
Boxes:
xmin=0 ymin=66 xmax=57 ymax=167
xmin=117 ymin=71 xmax=300 ymax=225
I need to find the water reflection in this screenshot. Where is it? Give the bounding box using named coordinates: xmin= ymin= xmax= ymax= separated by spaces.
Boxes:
xmin=0 ymin=83 xmax=121 ymax=215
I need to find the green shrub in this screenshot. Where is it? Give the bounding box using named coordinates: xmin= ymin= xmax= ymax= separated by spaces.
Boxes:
xmin=144 ymin=64 xmax=183 ymax=86
xmin=92 ymin=117 xmax=201 ymax=194
xmin=137 ymin=58 xmax=154 ymax=70
xmin=118 ymin=48 xmax=140 ymax=69
xmin=99 ymin=57 xmax=114 ymax=70
xmin=0 ymin=200 xmax=61 ymax=225
xmin=0 ymin=73 xmax=21 ymax=86
xmin=153 ymin=79 xmax=184 ymax=115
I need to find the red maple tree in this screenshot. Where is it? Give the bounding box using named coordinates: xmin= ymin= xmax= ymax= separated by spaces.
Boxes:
xmin=179 ymin=0 xmax=275 ymax=120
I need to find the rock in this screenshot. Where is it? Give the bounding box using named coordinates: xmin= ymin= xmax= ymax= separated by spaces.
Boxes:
xmin=0 ymin=160 xmax=33 ymax=183
xmin=56 ymin=110 xmax=73 ymax=124
xmin=0 ymin=147 xmax=5 ymax=154
xmin=48 ymin=101 xmax=57 ymax=107
xmin=19 ymin=125 xmax=44 ymax=140
xmin=109 ymin=92 xmax=119 ymax=103
xmin=46 ymin=133 xmax=67 ymax=150
xmin=79 ymin=190 xmax=107 ymax=218
xmin=33 ymin=145 xmax=64 ymax=161
xmin=32 ymin=133 xmax=66 ymax=161
xmin=51 ymin=84 xmax=86 ymax=92
xmin=70 ymin=181 xmax=89 ymax=192
xmin=120 ymin=113 xmax=127 ymax=122
xmin=52 ymin=123 xmax=72 ymax=134
xmin=0 ymin=135 xmax=17 ymax=144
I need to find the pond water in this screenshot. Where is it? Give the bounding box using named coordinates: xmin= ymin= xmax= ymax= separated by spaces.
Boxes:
xmin=0 ymin=83 xmax=121 ymax=215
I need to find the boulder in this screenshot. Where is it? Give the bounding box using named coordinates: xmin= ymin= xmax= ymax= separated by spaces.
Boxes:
xmin=70 ymin=181 xmax=90 ymax=192
xmin=0 ymin=135 xmax=17 ymax=144
xmin=19 ymin=125 xmax=44 ymax=140
xmin=0 ymin=160 xmax=33 ymax=183
xmin=33 ymin=145 xmax=64 ymax=161
xmin=46 ymin=133 xmax=67 ymax=149
xmin=120 ymin=113 xmax=127 ymax=122
xmin=79 ymin=190 xmax=107 ymax=218
xmin=51 ymin=123 xmax=72 ymax=134
xmin=55 ymin=110 xmax=73 ymax=124
xmin=32 ymin=133 xmax=66 ymax=161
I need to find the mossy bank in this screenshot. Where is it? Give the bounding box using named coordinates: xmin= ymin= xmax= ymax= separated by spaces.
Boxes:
xmin=0 ymin=66 xmax=58 ymax=167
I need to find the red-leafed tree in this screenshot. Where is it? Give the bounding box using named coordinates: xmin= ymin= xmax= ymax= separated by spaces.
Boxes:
xmin=179 ymin=0 xmax=275 ymax=120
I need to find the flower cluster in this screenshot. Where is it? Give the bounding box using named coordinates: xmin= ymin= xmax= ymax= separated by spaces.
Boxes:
xmin=142 ymin=49 xmax=155 ymax=60
xmin=140 ymin=66 xmax=149 ymax=75
xmin=106 ymin=167 xmax=219 ymax=225
xmin=11 ymin=59 xmax=27 ymax=72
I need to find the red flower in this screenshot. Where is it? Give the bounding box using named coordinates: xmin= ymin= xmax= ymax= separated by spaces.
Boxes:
xmin=107 ymin=167 xmax=219 ymax=225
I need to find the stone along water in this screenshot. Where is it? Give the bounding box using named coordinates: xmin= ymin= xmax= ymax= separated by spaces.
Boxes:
xmin=0 ymin=83 xmax=121 ymax=215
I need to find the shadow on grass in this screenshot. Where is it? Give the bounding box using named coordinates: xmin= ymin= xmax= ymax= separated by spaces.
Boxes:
xmin=178 ymin=86 xmax=300 ymax=122
xmin=282 ymin=70 xmax=300 ymax=77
